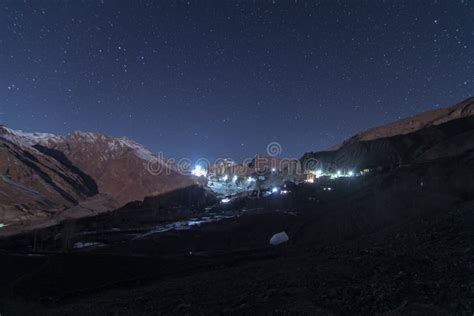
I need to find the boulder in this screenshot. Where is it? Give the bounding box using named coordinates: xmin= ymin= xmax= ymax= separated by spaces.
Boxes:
xmin=270 ymin=231 xmax=289 ymax=246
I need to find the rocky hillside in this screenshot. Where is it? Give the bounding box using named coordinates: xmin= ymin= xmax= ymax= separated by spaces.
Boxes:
xmin=1 ymin=142 xmax=472 ymax=314
xmin=302 ymin=97 xmax=474 ymax=171
xmin=0 ymin=136 xmax=98 ymax=223
xmin=0 ymin=127 xmax=194 ymax=206
xmin=331 ymin=96 xmax=474 ymax=150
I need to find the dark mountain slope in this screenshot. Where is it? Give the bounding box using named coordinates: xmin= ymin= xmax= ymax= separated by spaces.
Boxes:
xmin=302 ymin=103 xmax=474 ymax=171
xmin=0 ymin=137 xmax=98 ymax=223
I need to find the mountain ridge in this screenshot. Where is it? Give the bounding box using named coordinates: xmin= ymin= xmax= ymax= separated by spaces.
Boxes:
xmin=329 ymin=96 xmax=474 ymax=151
xmin=0 ymin=135 xmax=99 ymax=223
xmin=0 ymin=126 xmax=194 ymax=225
xmin=302 ymin=97 xmax=474 ymax=171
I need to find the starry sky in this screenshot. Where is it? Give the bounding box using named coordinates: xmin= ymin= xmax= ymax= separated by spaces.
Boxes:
xmin=0 ymin=1 xmax=473 ymax=161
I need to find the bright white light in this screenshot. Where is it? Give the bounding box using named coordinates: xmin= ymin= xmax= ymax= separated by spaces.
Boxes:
xmin=348 ymin=171 xmax=354 ymax=177
xmin=192 ymin=165 xmax=207 ymax=177
xmin=232 ymin=175 xmax=238 ymax=182
xmin=272 ymin=187 xmax=278 ymax=193
xmin=271 ymin=168 xmax=276 ymax=172
xmin=223 ymin=175 xmax=228 ymax=181
xmin=221 ymin=198 xmax=231 ymax=203
xmin=305 ymin=178 xmax=314 ymax=183
xmin=315 ymin=170 xmax=323 ymax=177
xmin=247 ymin=177 xmax=255 ymax=183
xmin=327 ymin=187 xmax=332 ymax=191
xmin=337 ymin=170 xmax=342 ymax=176
xmin=0 ymin=223 xmax=5 ymax=229
xmin=281 ymin=190 xmax=289 ymax=194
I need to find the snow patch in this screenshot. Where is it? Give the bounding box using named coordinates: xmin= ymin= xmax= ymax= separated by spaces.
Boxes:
xmin=117 ymin=136 xmax=156 ymax=161
xmin=0 ymin=126 xmax=61 ymax=147
xmin=73 ymin=241 xmax=104 ymax=249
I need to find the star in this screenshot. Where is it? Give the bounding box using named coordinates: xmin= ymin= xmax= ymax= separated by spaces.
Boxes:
xmin=0 ymin=1 xmax=471 ymax=161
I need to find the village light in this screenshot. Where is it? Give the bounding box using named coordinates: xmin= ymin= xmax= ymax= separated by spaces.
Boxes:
xmin=272 ymin=187 xmax=279 ymax=193
xmin=232 ymin=175 xmax=238 ymax=182
xmin=247 ymin=177 xmax=255 ymax=183
xmin=192 ymin=165 xmax=207 ymax=177
xmin=223 ymin=175 xmax=228 ymax=181
xmin=221 ymin=198 xmax=231 ymax=203
xmin=316 ymin=170 xmax=323 ymax=177
xmin=348 ymin=171 xmax=354 ymax=177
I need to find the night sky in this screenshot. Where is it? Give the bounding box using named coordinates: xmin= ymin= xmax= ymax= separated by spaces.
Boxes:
xmin=0 ymin=1 xmax=473 ymax=161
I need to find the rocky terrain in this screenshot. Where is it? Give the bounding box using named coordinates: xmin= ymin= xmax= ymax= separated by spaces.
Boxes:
xmin=0 ymin=147 xmax=472 ymax=315
xmin=38 ymin=131 xmax=194 ymax=205
xmin=0 ymin=97 xmax=473 ymax=314
xmin=302 ymin=97 xmax=474 ymax=171
xmin=1 ymin=127 xmax=193 ymax=205
xmin=0 ymin=126 xmax=193 ymax=228
xmin=329 ymin=96 xmax=474 ymax=150
xmin=0 ymin=136 xmax=98 ymax=224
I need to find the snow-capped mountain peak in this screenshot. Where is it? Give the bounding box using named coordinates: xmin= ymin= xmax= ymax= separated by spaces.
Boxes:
xmin=0 ymin=124 xmax=193 ymax=205
xmin=0 ymin=125 xmax=61 ymax=147
xmin=0 ymin=126 xmax=158 ymax=163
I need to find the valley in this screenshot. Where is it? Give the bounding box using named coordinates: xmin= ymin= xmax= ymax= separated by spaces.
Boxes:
xmin=0 ymin=98 xmax=473 ymax=314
